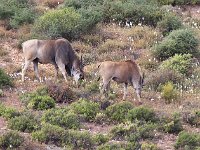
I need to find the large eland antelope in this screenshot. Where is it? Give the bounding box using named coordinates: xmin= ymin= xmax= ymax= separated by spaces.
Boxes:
xmin=98 ymin=60 xmax=144 ymax=101
xmin=21 ymin=38 xmax=84 ymax=83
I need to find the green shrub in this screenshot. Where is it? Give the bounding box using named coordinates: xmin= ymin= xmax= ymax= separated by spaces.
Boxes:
xmin=141 ymin=142 xmax=158 ymax=150
xmin=86 ymin=81 xmax=100 ymax=93
xmin=105 ymin=102 xmax=134 ymax=123
xmin=110 ymin=121 xmax=156 ymax=143
xmin=28 ymin=95 xmax=55 ymax=110
xmin=95 ymin=112 xmax=109 ymax=124
xmin=94 ymin=134 xmax=109 ymax=146
xmin=10 ymin=7 xmax=36 ymax=28
xmin=32 ymin=124 xmax=65 ymax=146
xmin=161 ymin=82 xmax=178 ymax=104
xmin=0 ymin=68 xmax=13 ymax=88
xmin=156 ymin=0 xmax=200 ymax=5
xmin=64 ymin=130 xmax=95 ymax=149
xmin=71 ymin=98 xmax=100 ymax=121
xmin=186 ymin=111 xmax=200 ymax=127
xmin=175 ymin=131 xmax=200 ymax=149
xmin=157 ymin=12 xmax=183 ymax=36
xmin=97 ymin=142 xmax=140 ymax=150
xmin=153 ymin=29 xmax=199 ymax=60
xmin=0 ymin=0 xmax=36 ymax=28
xmin=34 ymin=8 xmax=80 ymax=39
xmin=162 ymin=113 xmax=183 ymax=134
xmin=0 ymin=103 xmax=19 ymax=119
xmin=0 ymin=131 xmax=24 ymax=149
xmin=145 ymin=68 xmax=183 ymax=91
xmin=8 ymin=113 xmax=39 ymax=133
xmin=42 ymin=108 xmax=80 ymax=129
xmin=20 ymin=86 xmax=48 ymax=106
xmin=102 ymin=0 xmax=162 ymax=26
xmin=160 ymin=54 xmax=193 ymax=76
xmin=127 ymin=106 xmax=157 ymax=123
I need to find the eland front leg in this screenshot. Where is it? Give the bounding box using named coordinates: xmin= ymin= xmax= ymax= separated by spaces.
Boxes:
xmin=22 ymin=59 xmax=31 ymax=82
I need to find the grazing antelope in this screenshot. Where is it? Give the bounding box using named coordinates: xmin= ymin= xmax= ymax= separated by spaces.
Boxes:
xmin=98 ymin=59 xmax=144 ymax=101
xmin=21 ymin=38 xmax=84 ymax=83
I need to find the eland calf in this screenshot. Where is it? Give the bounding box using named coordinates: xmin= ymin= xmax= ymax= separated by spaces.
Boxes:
xmin=98 ymin=60 xmax=144 ymax=101
xmin=21 ymin=38 xmax=84 ymax=83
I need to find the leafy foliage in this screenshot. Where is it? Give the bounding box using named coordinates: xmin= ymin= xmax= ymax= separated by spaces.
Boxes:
xmin=105 ymin=102 xmax=134 ymax=123
xmin=0 ymin=0 xmax=36 ymax=28
xmin=42 ymin=108 xmax=80 ymax=129
xmin=157 ymin=12 xmax=183 ymax=36
xmin=127 ymin=106 xmax=157 ymax=123
xmin=27 ymin=95 xmax=55 ymax=110
xmin=153 ymin=29 xmax=199 ymax=60
xmin=34 ymin=8 xmax=80 ymax=39
xmin=161 ymin=113 xmax=183 ymax=134
xmin=0 ymin=68 xmax=13 ymax=88
xmin=175 ymin=131 xmax=200 ymax=149
xmin=32 ymin=124 xmax=65 ymax=146
xmin=160 ymin=54 xmax=193 ymax=76
xmin=8 ymin=113 xmax=39 ymax=133
xmin=0 ymin=131 xmax=24 ymax=149
xmin=161 ymin=82 xmax=178 ymax=104
xmin=71 ymin=98 xmax=100 ymax=121
xmin=0 ymin=103 xmax=19 ymax=119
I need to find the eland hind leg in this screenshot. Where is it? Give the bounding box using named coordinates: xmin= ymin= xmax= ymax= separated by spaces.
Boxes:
xmin=123 ymin=83 xmax=128 ymax=100
xmin=33 ymin=59 xmax=41 ymax=81
xmin=22 ymin=59 xmax=31 ymax=82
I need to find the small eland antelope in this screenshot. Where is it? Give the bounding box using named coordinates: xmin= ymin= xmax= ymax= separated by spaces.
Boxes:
xmin=98 ymin=60 xmax=144 ymax=101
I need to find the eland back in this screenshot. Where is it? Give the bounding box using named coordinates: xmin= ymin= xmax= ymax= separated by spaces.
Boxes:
xmin=21 ymin=38 xmax=84 ymax=83
xmin=98 ymin=60 xmax=144 ymax=101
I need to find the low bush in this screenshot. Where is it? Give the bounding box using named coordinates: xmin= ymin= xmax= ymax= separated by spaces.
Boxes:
xmin=145 ymin=68 xmax=183 ymax=91
xmin=0 ymin=131 xmax=24 ymax=149
xmin=46 ymin=82 xmax=75 ymax=103
xmin=156 ymin=0 xmax=200 ymax=5
xmin=71 ymin=98 xmax=100 ymax=121
xmin=8 ymin=113 xmax=39 ymax=133
xmin=86 ymin=81 xmax=100 ymax=93
xmin=42 ymin=108 xmax=80 ymax=129
xmin=160 ymin=54 xmax=193 ymax=76
xmin=0 ymin=68 xmax=13 ymax=88
xmin=157 ymin=12 xmax=183 ymax=36
xmin=127 ymin=106 xmax=157 ymax=123
xmin=110 ymin=121 xmax=156 ymax=143
xmin=141 ymin=141 xmax=158 ymax=150
xmin=64 ymin=130 xmax=95 ymax=149
xmin=161 ymin=82 xmax=179 ymax=104
xmin=105 ymin=102 xmax=134 ymax=123
xmin=97 ymin=142 xmax=140 ymax=150
xmin=186 ymin=111 xmax=200 ymax=127
xmin=95 ymin=112 xmax=109 ymax=124
xmin=94 ymin=134 xmax=109 ymax=146
xmin=161 ymin=113 xmax=183 ymax=134
xmin=0 ymin=0 xmax=36 ymax=29
xmin=20 ymin=86 xmax=48 ymax=106
xmin=153 ymin=29 xmax=199 ymax=61
xmin=32 ymin=124 xmax=65 ymax=146
xmin=175 ymin=131 xmax=200 ymax=149
xmin=27 ymin=95 xmax=55 ymax=110
xmin=0 ymin=103 xmax=19 ymax=119
xmin=33 ymin=8 xmax=80 ymax=39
